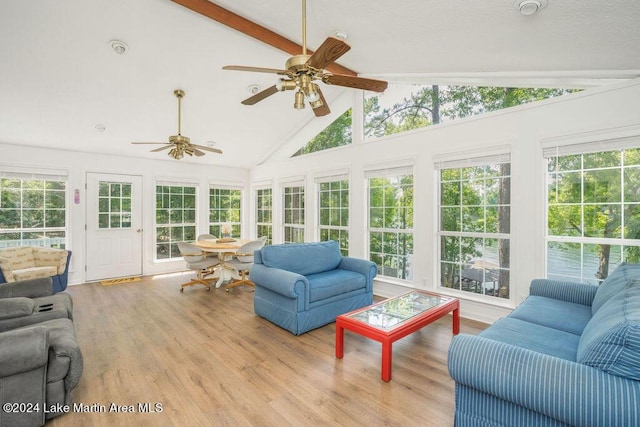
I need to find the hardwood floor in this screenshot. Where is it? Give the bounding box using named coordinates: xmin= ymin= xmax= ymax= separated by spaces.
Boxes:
xmin=49 ymin=273 xmax=487 ymax=427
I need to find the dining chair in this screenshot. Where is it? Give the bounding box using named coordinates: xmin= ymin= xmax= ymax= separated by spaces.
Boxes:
xmin=177 ymin=242 xmax=219 ymax=292
xmin=225 ymin=237 xmax=267 ymax=292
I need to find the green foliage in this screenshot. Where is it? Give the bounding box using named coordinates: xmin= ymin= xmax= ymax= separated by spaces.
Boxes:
xmin=293 ymin=108 xmax=352 ymax=156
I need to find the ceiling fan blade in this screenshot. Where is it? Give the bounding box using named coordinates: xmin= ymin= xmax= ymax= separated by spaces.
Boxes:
xmin=241 ymin=85 xmax=279 ymax=105
xmin=150 ymin=145 xmax=173 ymax=152
xmin=191 ymin=147 xmax=206 ymax=157
xmin=312 ymin=88 xmax=331 ymax=117
xmin=193 ymin=144 xmax=223 ymax=154
xmin=307 ymin=37 xmax=351 ymax=70
xmin=131 ymin=142 xmax=166 ymax=145
xmin=223 ymin=65 xmax=289 ymax=75
xmin=323 ymin=74 xmax=388 ymax=92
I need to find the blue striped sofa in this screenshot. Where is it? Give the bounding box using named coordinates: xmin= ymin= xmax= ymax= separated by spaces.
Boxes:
xmin=448 ymin=263 xmax=640 ymax=427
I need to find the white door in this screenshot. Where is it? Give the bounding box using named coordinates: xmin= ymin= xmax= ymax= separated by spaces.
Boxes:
xmin=86 ymin=173 xmax=143 ymax=281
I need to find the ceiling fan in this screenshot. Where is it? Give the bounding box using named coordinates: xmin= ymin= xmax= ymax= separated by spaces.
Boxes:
xmin=131 ymin=89 xmax=222 ymax=160
xmin=222 ymin=0 xmax=388 ymax=117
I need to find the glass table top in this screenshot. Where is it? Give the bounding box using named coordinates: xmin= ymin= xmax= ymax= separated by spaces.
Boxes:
xmin=346 ymin=291 xmax=453 ymax=331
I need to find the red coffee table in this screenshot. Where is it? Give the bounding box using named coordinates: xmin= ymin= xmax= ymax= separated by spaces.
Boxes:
xmin=335 ymin=290 xmax=459 ymax=382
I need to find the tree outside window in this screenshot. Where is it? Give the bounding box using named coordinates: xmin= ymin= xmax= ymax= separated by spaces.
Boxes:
xmin=156 ymin=184 xmax=196 ymax=260
xmin=209 ymin=188 xmax=241 ymax=238
xmin=256 ymin=188 xmax=273 ymax=245
xmin=368 ymin=173 xmax=414 ymax=280
xmin=283 ymin=185 xmax=305 ymax=243
xmin=438 ymin=160 xmax=511 ymax=299
xmin=0 ymin=177 xmax=67 ymax=248
xmin=318 ymin=179 xmax=349 ymax=255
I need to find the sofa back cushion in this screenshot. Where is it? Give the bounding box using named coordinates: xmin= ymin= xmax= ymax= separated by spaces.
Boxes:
xmin=260 ymin=241 xmax=342 ymax=276
xmin=33 ymin=247 xmax=68 ymax=274
xmin=592 ymin=262 xmax=640 ymax=314
xmin=577 ymin=279 xmax=640 ymax=380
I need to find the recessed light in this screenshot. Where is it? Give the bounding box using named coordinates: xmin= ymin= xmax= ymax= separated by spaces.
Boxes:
xmin=514 ymin=0 xmax=548 ymax=16
xmin=334 ymin=31 xmax=348 ymax=40
xmin=109 ymin=39 xmax=128 ymax=55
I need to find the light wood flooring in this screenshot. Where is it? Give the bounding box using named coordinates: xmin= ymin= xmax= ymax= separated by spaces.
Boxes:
xmin=48 ymin=273 xmax=487 ymax=427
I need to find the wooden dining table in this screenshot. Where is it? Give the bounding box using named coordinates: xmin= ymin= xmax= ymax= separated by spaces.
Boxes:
xmin=193 ymin=239 xmax=249 ymax=288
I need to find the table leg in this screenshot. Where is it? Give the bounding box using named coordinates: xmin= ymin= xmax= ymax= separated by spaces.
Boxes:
xmin=381 ymin=339 xmax=392 ymax=382
xmin=335 ymin=322 xmax=344 ymax=359
xmin=453 ymin=307 xmax=460 ymax=335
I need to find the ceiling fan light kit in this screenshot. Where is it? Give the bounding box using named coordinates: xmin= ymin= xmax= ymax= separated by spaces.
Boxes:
xmin=131 ymin=89 xmax=223 ymax=160
xmin=222 ymin=0 xmax=388 ymax=117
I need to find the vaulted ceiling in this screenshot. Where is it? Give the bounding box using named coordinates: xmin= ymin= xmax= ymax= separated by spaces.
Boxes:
xmin=1 ymin=0 xmax=639 ymax=168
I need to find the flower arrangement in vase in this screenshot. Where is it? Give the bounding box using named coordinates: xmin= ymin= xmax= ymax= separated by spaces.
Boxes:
xmin=221 ymin=223 xmax=233 ymax=238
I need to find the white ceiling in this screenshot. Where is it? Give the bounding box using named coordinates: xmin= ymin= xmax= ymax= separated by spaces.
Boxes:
xmin=1 ymin=0 xmax=639 ymax=168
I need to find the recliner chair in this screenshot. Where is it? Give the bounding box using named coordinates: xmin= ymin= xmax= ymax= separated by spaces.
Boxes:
xmin=0 ymin=277 xmax=82 ymax=426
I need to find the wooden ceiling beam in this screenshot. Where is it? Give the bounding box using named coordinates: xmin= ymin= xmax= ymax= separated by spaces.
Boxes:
xmin=171 ymin=0 xmax=358 ymax=76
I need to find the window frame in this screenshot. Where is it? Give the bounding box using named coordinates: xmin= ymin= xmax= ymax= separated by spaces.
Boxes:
xmin=0 ymin=170 xmax=68 ymax=249
xmin=208 ymin=185 xmax=242 ymax=238
xmin=154 ymin=181 xmax=198 ymax=261
xmin=282 ymin=181 xmax=305 ymax=244
xmin=435 ymin=151 xmax=512 ymax=300
xmin=255 ymin=185 xmax=273 ymax=245
xmin=316 ymin=172 xmax=349 ymax=255
xmin=365 ymin=165 xmax=414 ymax=281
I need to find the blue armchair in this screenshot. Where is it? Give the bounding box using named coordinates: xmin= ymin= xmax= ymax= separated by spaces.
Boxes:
xmin=250 ymin=241 xmax=377 ymax=335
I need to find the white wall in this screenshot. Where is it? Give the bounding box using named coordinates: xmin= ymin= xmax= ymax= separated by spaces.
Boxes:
xmin=0 ymin=146 xmax=249 ymax=285
xmin=250 ymin=78 xmax=640 ymax=323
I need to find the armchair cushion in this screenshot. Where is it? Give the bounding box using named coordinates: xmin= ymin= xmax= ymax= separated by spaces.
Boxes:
xmin=261 ymin=241 xmax=342 ymax=275
xmin=13 ymin=266 xmax=58 ymax=282
xmin=591 ymin=262 xmax=640 ymax=314
xmin=307 ymin=270 xmax=366 ymax=303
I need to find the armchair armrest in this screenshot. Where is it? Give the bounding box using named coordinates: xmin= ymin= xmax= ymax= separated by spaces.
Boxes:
xmin=338 ymin=257 xmax=377 ymax=291
xmin=0 ymin=326 xmax=49 ymax=378
xmin=0 ymin=277 xmax=53 ymax=299
xmin=0 ymin=298 xmax=35 ymax=320
xmin=448 ymin=334 xmax=640 ymax=427
xmin=530 ymin=278 xmax=598 ymax=306
xmin=250 ymin=264 xmax=310 ymax=310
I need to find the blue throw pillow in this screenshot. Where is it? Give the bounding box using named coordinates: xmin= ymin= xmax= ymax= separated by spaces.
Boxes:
xmin=577 ymin=279 xmax=640 ymax=380
xmin=591 ymin=262 xmax=640 ymax=314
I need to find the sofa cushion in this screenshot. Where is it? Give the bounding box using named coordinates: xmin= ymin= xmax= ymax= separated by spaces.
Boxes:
xmin=13 ymin=266 xmax=58 ymax=282
xmin=591 ymin=262 xmax=640 ymax=314
xmin=307 ymin=270 xmax=366 ymax=303
xmin=479 ymin=317 xmax=580 ymax=361
xmin=33 ymin=247 xmax=68 ymax=274
xmin=261 ymin=241 xmax=342 ymax=276
xmin=577 ymin=279 xmax=640 ymax=380
xmin=509 ymin=295 xmax=592 ymax=335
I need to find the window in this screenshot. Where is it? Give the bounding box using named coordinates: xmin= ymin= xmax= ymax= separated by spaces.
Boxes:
xmin=209 ymin=187 xmax=241 ymax=238
xmin=545 ymin=143 xmax=640 ymax=284
xmin=317 ymin=176 xmax=349 ymax=255
xmin=255 ymin=187 xmax=273 ymax=245
xmin=155 ymin=184 xmax=197 ymax=260
xmin=0 ymin=173 xmax=67 ymax=248
xmin=364 ymin=84 xmax=579 ymax=141
xmin=283 ymin=184 xmax=304 ymax=243
xmin=437 ymin=154 xmax=511 ymax=299
xmin=292 ymin=108 xmax=352 ymax=156
xmin=98 ymin=181 xmax=132 ymax=229
xmin=367 ymin=167 xmax=414 ymax=280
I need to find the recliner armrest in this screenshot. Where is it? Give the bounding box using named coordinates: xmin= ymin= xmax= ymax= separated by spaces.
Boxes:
xmin=0 ymin=277 xmax=54 ymax=299
xmin=0 ymin=326 xmax=49 ymax=378
xmin=0 ymin=297 xmax=35 ymax=320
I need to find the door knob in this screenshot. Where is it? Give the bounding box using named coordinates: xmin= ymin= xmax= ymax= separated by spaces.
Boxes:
xmin=136 ymin=229 xmax=143 ymax=233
